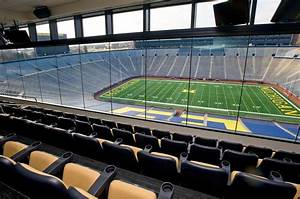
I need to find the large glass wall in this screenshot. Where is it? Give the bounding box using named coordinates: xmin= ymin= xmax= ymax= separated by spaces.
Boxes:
xmin=0 ymin=34 xmax=299 ymax=142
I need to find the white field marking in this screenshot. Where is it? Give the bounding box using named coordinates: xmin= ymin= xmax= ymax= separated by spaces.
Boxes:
xmin=271 ymin=87 xmax=300 ymax=111
xmin=274 ymin=122 xmax=296 ymax=138
xmin=108 ymin=96 xmax=300 ymax=119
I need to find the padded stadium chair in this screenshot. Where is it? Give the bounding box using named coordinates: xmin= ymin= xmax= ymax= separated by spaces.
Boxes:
xmin=225 ymin=171 xmax=299 ymax=199
xmin=218 ymin=140 xmax=244 ymax=152
xmin=24 ymin=121 xmax=49 ymax=141
xmin=160 ymin=138 xmax=187 ymax=158
xmin=1 ymin=139 xmax=41 ymax=162
xmin=15 ymin=162 xmax=117 ymax=199
xmin=188 ymin=144 xmax=221 ymax=165
xmin=28 ymin=151 xmax=73 ymax=175
xmin=46 ymin=109 xmax=64 ymax=117
xmin=102 ymin=120 xmax=117 ymax=129
xmin=135 ymin=133 xmax=160 ymax=151
xmin=194 ymin=136 xmax=218 ymax=147
xmin=93 ymin=124 xmax=114 ymax=141
xmin=273 ymin=150 xmax=300 ymax=163
xmin=257 ymin=158 xmax=300 ymax=184
xmin=102 ymin=141 xmax=141 ymax=171
xmin=89 ymin=117 xmax=102 ymax=125
xmin=0 ymin=155 xmax=18 ymax=187
xmin=180 ymin=160 xmax=229 ymax=197
xmin=25 ymin=111 xmax=45 ymax=122
xmin=56 ymin=117 xmax=76 ymax=131
xmin=63 ymin=112 xmax=76 ymax=120
xmin=46 ymin=127 xmax=73 ymax=150
xmin=75 ymin=120 xmax=94 ymax=136
xmin=222 ymin=150 xmax=258 ymax=172
xmin=41 ymin=114 xmax=59 ymax=126
xmin=138 ymin=150 xmax=179 ymax=182
xmin=244 ymin=145 xmax=273 ymax=159
xmin=75 ymin=114 xmax=89 ymax=123
xmin=72 ymin=133 xmax=103 ymax=159
xmin=112 ymin=128 xmax=135 ymax=146
xmin=105 ymin=180 xmax=174 ymax=199
xmin=117 ymin=122 xmax=134 ymax=133
xmin=172 ymin=133 xmax=193 ymax=143
xmin=134 ymin=126 xmax=152 ymax=135
xmin=152 ymin=129 xmax=171 ymax=139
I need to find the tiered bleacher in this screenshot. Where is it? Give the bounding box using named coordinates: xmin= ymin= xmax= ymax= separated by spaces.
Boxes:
xmin=0 ymin=102 xmax=299 ymax=199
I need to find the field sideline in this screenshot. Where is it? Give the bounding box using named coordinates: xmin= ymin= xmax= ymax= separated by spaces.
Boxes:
xmin=97 ymin=78 xmax=300 ymax=123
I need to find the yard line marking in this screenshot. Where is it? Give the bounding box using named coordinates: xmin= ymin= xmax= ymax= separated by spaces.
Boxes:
xmin=271 ymin=87 xmax=300 ymax=111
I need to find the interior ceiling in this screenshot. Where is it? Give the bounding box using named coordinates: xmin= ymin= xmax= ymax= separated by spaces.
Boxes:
xmin=0 ymin=0 xmax=160 ymax=26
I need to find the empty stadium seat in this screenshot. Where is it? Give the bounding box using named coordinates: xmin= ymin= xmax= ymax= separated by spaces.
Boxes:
xmin=89 ymin=117 xmax=102 ymax=125
xmin=15 ymin=162 xmax=116 ymax=199
xmin=134 ymin=126 xmax=151 ymax=135
xmin=180 ymin=160 xmax=229 ymax=197
xmin=102 ymin=120 xmax=117 ymax=129
xmin=138 ymin=150 xmax=178 ymax=182
xmin=106 ymin=180 xmax=174 ymax=199
xmin=172 ymin=133 xmax=193 ymax=143
xmin=273 ymin=150 xmax=300 ymax=163
xmin=72 ymin=133 xmax=103 ymax=159
xmin=93 ymin=124 xmax=114 ymax=141
xmin=0 ymin=155 xmax=17 ymax=186
xmin=188 ymin=144 xmax=221 ymax=165
xmin=117 ymin=123 xmax=133 ymax=133
xmin=160 ymin=138 xmax=187 ymax=158
xmin=75 ymin=120 xmax=94 ymax=136
xmin=222 ymin=150 xmax=258 ymax=172
xmin=56 ymin=117 xmax=75 ymax=131
xmin=63 ymin=112 xmax=76 ymax=120
xmin=257 ymin=158 xmax=300 ymax=184
xmin=225 ymin=171 xmax=298 ymax=199
xmin=135 ymin=133 xmax=160 ymax=151
xmin=102 ymin=141 xmax=141 ymax=171
xmin=46 ymin=127 xmax=73 ymax=150
xmin=194 ymin=136 xmax=218 ymax=147
xmin=152 ymin=129 xmax=171 ymax=139
xmin=1 ymin=140 xmax=41 ymax=162
xmin=244 ymin=145 xmax=273 ymax=159
xmin=41 ymin=114 xmax=58 ymax=126
xmin=218 ymin=140 xmax=243 ymax=152
xmin=112 ymin=128 xmax=135 ymax=146
xmin=75 ymin=114 xmax=89 ymax=123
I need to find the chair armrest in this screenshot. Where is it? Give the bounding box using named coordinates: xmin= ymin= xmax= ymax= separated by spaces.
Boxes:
xmin=11 ymin=141 xmax=41 ymax=162
xmin=114 ymin=138 xmax=123 ymax=145
xmin=221 ymin=160 xmax=231 ymax=185
xmin=88 ymin=165 xmax=117 ymax=197
xmin=0 ymin=133 xmax=16 ymax=147
xmin=43 ymin=152 xmax=73 ymax=175
xmin=179 ymin=152 xmax=188 ymax=172
xmin=144 ymin=145 xmax=152 ymax=153
xmin=90 ymin=132 xmax=98 ymax=138
xmin=269 ymin=170 xmax=283 ymax=182
xmin=158 ymin=182 xmax=174 ymax=199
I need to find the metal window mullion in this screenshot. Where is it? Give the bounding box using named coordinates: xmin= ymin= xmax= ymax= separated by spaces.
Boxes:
xmin=28 ymin=23 xmax=37 ymax=42
xmin=105 ymin=10 xmax=113 ymax=35
xmin=191 ymin=1 xmax=197 ymax=29
xmin=74 ymin=15 xmax=83 ymax=38
xmin=143 ymin=5 xmax=150 ymax=32
xmin=49 ymin=20 xmax=58 ymax=40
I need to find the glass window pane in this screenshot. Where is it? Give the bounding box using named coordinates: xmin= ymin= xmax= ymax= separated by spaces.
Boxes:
xmin=36 ymin=23 xmax=50 ymax=41
xmin=57 ymin=19 xmax=75 ymax=39
xmin=255 ymin=0 xmax=281 ymax=24
xmin=113 ymin=10 xmax=143 ymax=34
xmin=83 ymin=15 xmax=106 ymax=37
xmin=19 ymin=27 xmax=29 ymax=36
xmin=150 ymin=4 xmax=192 ymax=31
xmin=196 ymin=0 xmax=227 ymax=28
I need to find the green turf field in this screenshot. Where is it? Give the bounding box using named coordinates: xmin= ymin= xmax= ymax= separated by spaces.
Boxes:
xmin=97 ymin=78 xmax=300 ymax=123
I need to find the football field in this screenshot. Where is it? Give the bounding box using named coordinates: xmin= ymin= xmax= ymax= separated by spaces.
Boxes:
xmin=97 ymin=78 xmax=300 ymax=123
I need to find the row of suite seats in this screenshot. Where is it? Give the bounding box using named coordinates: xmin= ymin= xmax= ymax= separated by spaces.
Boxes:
xmin=0 ymin=105 xmax=300 ymax=198
xmin=0 ymin=134 xmax=174 ymax=199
